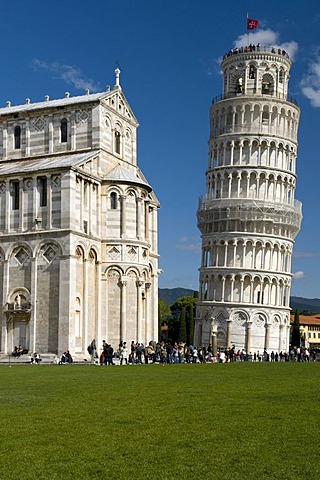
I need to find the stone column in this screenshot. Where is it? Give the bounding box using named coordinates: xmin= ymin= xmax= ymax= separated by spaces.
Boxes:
xmin=226 ymin=319 xmax=232 ymax=347
xmin=88 ymin=183 xmax=93 ymax=235
xmin=83 ymin=259 xmax=88 ymax=351
xmin=25 ymin=119 xmax=30 ymax=156
xmin=230 ymin=141 xmax=234 ymax=166
xmin=136 ymin=197 xmax=142 ymax=239
xmin=29 ymin=256 xmax=38 ymax=353
xmin=58 ymin=254 xmax=75 ymax=355
xmin=120 ymin=279 xmax=127 ymax=343
xmin=240 ymin=279 xmax=244 ymax=303
xmin=19 ymin=179 xmax=24 ymax=232
xmin=80 ymin=178 xmax=84 ymax=232
xmin=96 ymin=184 xmax=101 ymax=237
xmin=145 ymin=201 xmax=150 ymax=241
xmin=2 ymin=122 xmax=7 ymax=159
xmin=70 ymin=111 xmax=76 ymax=150
xmin=136 ymin=280 xmax=143 ymax=343
xmin=221 ymin=276 xmax=226 ymax=302
xmin=151 ymin=206 xmax=157 ymax=252
xmin=1 ymin=259 xmax=9 ymax=353
xmin=46 ymin=175 xmax=52 ymax=229
xmin=121 ymin=195 xmax=127 ymax=237
xmin=145 ymin=282 xmax=151 ymax=343
xmin=96 ymin=261 xmax=102 ymax=348
xmin=48 ymin=115 xmax=54 ymax=154
xmin=264 ymin=323 xmax=271 ymax=351
xmin=210 ymin=317 xmax=217 ymax=357
xmin=5 ymin=181 xmax=10 ymax=233
xmin=246 ymin=321 xmax=252 ymax=354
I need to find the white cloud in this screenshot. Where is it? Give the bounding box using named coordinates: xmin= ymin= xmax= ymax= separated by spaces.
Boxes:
xmin=32 ymin=59 xmax=100 ymax=92
xmin=175 ymin=242 xmax=201 ymax=252
xmin=292 ymin=271 xmax=305 ymax=279
xmin=293 ymin=251 xmax=319 ymax=258
xmin=300 ymin=53 xmax=320 ymax=107
xmin=175 ymin=237 xmax=201 ymax=252
xmin=234 ymin=29 xmax=298 ymax=61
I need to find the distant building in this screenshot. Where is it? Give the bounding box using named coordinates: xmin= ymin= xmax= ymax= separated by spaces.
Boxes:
xmin=290 ymin=315 xmax=320 ymax=349
xmin=195 ymin=45 xmax=302 ymax=353
xmin=0 ymin=69 xmax=160 ymax=356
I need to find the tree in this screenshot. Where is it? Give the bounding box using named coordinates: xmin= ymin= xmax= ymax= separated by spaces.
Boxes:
xmin=158 ymin=299 xmax=171 ymax=342
xmin=171 ymin=296 xmax=197 ymax=345
xmin=158 ymin=299 xmax=171 ymax=325
xmin=188 ymin=302 xmax=195 ymax=346
xmin=179 ymin=306 xmax=187 ymax=343
xmin=291 ymin=309 xmax=301 ymax=348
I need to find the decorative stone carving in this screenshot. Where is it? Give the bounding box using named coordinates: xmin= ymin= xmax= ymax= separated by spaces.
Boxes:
xmin=51 ymin=175 xmax=61 ymax=188
xmin=77 ymin=110 xmax=90 ymax=123
xmin=234 ymin=311 xmax=247 ymax=326
xmin=34 ymin=117 xmax=46 ymax=132
xmin=0 ymin=181 xmax=6 ymax=193
xmin=14 ymin=247 xmax=30 ymax=265
xmin=24 ymin=178 xmax=33 ymax=191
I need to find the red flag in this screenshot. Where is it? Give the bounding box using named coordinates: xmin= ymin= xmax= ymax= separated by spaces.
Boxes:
xmin=247 ymin=18 xmax=258 ymax=30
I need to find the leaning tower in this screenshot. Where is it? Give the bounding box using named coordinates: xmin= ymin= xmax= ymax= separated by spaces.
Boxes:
xmin=195 ymin=45 xmax=302 ymax=355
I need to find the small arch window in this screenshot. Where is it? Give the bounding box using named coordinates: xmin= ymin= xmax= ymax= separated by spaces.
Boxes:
xmin=110 ymin=192 xmax=117 ymax=209
xmin=262 ymin=77 xmax=274 ymax=95
xmin=60 ymin=118 xmax=68 ymax=143
xmin=249 ymin=65 xmax=256 ymax=79
xmin=38 ymin=177 xmax=47 ymax=207
xmin=14 ymin=126 xmax=21 ymax=150
xmin=262 ymin=112 xmax=269 ymax=124
xmin=236 ymin=77 xmax=243 ymax=93
xmin=114 ymin=131 xmax=121 ymax=154
xmin=279 ymin=69 xmax=284 ymax=84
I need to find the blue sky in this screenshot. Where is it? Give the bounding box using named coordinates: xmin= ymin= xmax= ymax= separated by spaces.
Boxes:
xmin=2 ymin=0 xmax=320 ymax=298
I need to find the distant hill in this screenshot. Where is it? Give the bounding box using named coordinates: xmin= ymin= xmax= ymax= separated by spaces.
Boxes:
xmin=159 ymin=289 xmax=320 ymax=313
xmin=159 ymin=288 xmax=196 ymax=305
xmin=290 ymin=296 xmax=320 ymax=314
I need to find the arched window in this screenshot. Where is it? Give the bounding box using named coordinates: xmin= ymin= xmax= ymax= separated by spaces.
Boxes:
xmin=261 ymin=75 xmax=274 ymax=95
xmin=249 ymin=65 xmax=256 ymax=79
xmin=236 ymin=77 xmax=243 ymax=93
xmin=110 ymin=192 xmax=117 ymax=209
xmin=114 ymin=131 xmax=121 ymax=154
xmin=14 ymin=126 xmax=21 ymax=149
xmin=279 ymin=68 xmax=284 ymax=84
xmin=60 ymin=118 xmax=68 ymax=143
xmin=262 ymin=111 xmax=269 ymax=124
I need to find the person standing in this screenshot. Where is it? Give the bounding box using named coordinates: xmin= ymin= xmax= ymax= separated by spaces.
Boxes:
xmin=120 ymin=342 xmax=128 ymax=365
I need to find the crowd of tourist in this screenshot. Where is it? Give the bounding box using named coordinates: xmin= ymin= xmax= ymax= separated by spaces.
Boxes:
xmin=91 ymin=340 xmax=317 ymax=365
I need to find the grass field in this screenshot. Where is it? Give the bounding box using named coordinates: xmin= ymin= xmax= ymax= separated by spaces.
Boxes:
xmin=0 ymin=362 xmax=319 ymax=480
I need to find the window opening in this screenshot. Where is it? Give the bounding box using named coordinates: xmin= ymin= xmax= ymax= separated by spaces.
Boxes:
xmin=60 ymin=118 xmax=68 ymax=143
xmin=14 ymin=126 xmax=21 ymax=149
xmin=39 ymin=177 xmax=47 ymax=207
xmin=12 ymin=181 xmax=19 ymax=210
xmin=110 ymin=192 xmax=117 ymax=209
xmin=114 ymin=131 xmax=121 ymax=154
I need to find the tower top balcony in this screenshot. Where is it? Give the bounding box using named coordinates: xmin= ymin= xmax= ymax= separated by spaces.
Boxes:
xmin=222 ymin=45 xmax=291 ymax=66
xmin=218 ymin=45 xmax=295 ymax=106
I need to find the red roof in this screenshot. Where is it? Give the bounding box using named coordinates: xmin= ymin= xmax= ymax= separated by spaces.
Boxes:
xmin=290 ymin=314 xmax=320 ymax=326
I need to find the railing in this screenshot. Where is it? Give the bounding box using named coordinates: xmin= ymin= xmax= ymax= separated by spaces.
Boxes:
xmin=198 ymin=196 xmax=302 ymax=213
xmin=222 ymin=45 xmax=290 ymax=61
xmin=197 ymin=197 xmax=302 ymax=230
xmin=210 ymin=122 xmax=298 ymax=138
xmin=4 ymin=302 xmax=31 ymax=312
xmin=211 ymin=92 xmax=298 ymax=106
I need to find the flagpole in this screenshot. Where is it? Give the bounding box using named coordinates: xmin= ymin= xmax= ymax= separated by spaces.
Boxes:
xmin=246 ymin=12 xmax=249 ymax=47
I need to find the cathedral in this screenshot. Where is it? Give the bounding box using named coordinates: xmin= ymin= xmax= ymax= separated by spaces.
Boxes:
xmin=0 ymin=69 xmax=160 ymax=356
xmin=195 ymin=45 xmax=302 ymax=354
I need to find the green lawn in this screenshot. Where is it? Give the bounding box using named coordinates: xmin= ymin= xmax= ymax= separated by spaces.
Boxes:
xmin=1 ymin=363 xmax=319 ymax=480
